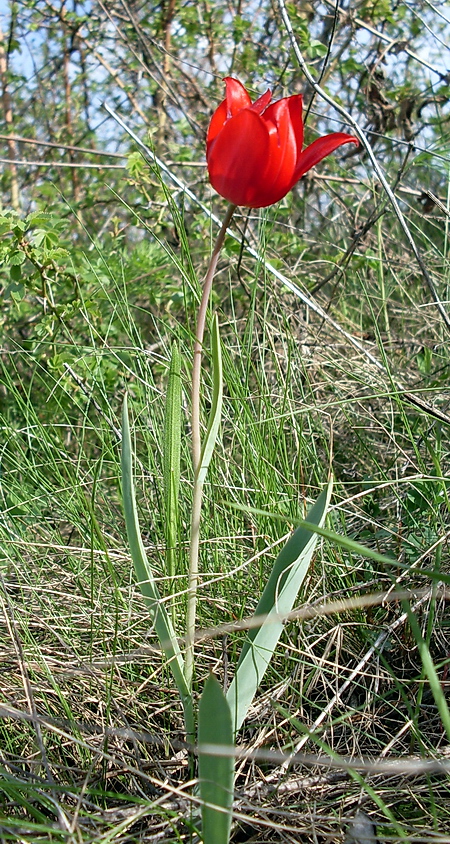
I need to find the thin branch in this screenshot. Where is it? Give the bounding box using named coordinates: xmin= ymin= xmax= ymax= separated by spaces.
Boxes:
xmin=0 ymin=133 xmax=126 ymax=156
xmin=277 ymin=0 xmax=450 ymax=333
xmin=0 ymin=23 xmax=20 ymax=209
xmin=0 ymin=157 xmax=124 ymax=168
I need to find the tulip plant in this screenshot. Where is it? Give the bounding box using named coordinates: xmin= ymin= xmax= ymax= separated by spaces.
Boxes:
xmin=121 ymin=78 xmax=358 ymax=843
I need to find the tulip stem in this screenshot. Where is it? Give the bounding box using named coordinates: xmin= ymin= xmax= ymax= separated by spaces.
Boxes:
xmin=185 ymin=202 xmax=236 ymax=694
xmin=191 ymin=202 xmax=236 ymax=474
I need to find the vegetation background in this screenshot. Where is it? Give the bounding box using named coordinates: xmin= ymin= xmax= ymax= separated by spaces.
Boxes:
xmin=1 ymin=0 xmax=450 ymax=841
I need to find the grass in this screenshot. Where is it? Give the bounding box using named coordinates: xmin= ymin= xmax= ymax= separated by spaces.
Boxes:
xmin=1 ymin=182 xmax=450 ymax=843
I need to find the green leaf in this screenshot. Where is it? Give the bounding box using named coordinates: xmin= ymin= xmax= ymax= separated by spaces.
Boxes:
xmin=197 ymin=313 xmax=223 ymax=487
xmin=307 ymin=39 xmax=328 ymax=59
xmin=127 ymin=151 xmax=145 ymax=177
xmin=121 ymin=394 xmax=193 ymax=738
xmin=198 ymin=674 xmax=234 ymax=844
xmin=9 ymin=264 xmax=22 ymax=282
xmin=27 ymin=211 xmax=54 ymax=226
xmin=9 ymin=250 xmax=26 ymax=266
xmin=163 ymin=342 xmax=182 ymax=586
xmin=4 ymin=281 xmax=25 ymax=300
xmin=31 ymin=229 xmax=47 ymax=248
xmin=227 ymin=480 xmax=333 ymax=734
xmin=405 ymin=604 xmax=450 ymax=743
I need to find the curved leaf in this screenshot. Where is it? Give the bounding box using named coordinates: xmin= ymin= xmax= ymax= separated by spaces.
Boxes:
xmin=197 ymin=313 xmax=223 ymax=486
xmin=163 ymin=342 xmax=182 ymax=589
xmin=227 ymin=480 xmax=332 ymax=734
xmin=121 ymin=394 xmax=193 ymax=738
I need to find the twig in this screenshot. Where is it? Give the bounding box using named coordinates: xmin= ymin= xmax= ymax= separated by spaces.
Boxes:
xmin=277 ymin=0 xmax=450 ymax=333
xmin=3 ymin=700 xmax=450 ymax=777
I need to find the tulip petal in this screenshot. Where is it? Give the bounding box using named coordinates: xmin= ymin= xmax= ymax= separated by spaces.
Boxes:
xmin=206 ymin=77 xmax=359 ymax=208
xmin=250 ymin=89 xmax=272 ymax=114
xmin=230 ymin=95 xmax=305 ymax=207
xmin=244 ymin=100 xmax=297 ymax=207
xmin=207 ymin=108 xmax=270 ymax=207
xmin=207 ymin=78 xmax=252 ymax=146
xmin=207 ymin=100 xmax=229 ymax=146
xmin=292 ymin=132 xmax=359 ymax=185
xmin=224 ymin=77 xmax=252 ymax=116
xmin=260 ymin=97 xmax=302 ymax=200
xmin=264 ymin=94 xmax=304 ymax=157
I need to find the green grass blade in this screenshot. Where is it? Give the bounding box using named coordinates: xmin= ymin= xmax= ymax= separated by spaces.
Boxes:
xmin=405 ymin=603 xmax=450 ymax=742
xmin=121 ymin=394 xmax=193 ymax=737
xmin=198 ymin=673 xmax=234 ymax=844
xmin=0 ymin=778 xmax=51 ymax=824
xmin=163 ymin=341 xmax=182 ymax=589
xmin=275 ymin=703 xmax=409 ymax=839
xmin=230 ymin=503 xmax=450 ymax=586
xmin=227 ymin=480 xmax=333 ymax=734
xmin=196 ymin=313 xmax=223 ymax=487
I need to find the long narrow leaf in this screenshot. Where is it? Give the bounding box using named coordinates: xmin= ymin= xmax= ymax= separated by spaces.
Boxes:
xmin=163 ymin=342 xmax=182 ymax=588
xmin=230 ymin=502 xmax=450 ymax=586
xmin=198 ymin=673 xmax=234 ymax=844
xmin=405 ymin=604 xmax=450 ymax=742
xmin=196 ymin=313 xmax=223 ymax=487
xmin=121 ymin=394 xmax=193 ymax=736
xmin=227 ymin=480 xmax=333 ymax=734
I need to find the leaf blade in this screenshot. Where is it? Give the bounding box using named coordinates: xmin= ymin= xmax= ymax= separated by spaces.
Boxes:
xmin=198 ymin=674 xmax=234 ymax=844
xmin=121 ymin=394 xmax=193 ymax=735
xmin=226 ymin=480 xmax=333 ymax=734
xmin=196 ymin=313 xmax=223 ymax=487
xmin=163 ymin=341 xmax=182 ymax=586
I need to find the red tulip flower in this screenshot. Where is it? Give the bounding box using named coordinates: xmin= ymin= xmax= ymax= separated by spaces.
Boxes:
xmin=206 ymin=77 xmax=359 ymax=208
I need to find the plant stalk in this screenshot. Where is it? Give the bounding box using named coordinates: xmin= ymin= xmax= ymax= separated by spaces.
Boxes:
xmin=185 ymin=202 xmax=236 ymax=692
